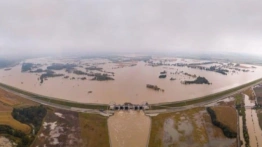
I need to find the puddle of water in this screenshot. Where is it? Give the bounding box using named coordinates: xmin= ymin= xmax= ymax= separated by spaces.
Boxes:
xmin=107 ymin=111 xmax=151 ymax=147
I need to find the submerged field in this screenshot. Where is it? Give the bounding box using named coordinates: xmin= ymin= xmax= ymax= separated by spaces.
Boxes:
xmin=149 ymin=107 xmax=237 ymax=147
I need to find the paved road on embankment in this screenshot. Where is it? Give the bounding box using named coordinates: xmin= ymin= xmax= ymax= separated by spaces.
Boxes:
xmin=0 ymin=85 xmax=103 ymax=114
xmin=146 ymin=80 xmax=262 ymax=114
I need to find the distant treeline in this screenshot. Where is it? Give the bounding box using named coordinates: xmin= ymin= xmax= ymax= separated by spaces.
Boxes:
xmin=206 ymin=107 xmax=237 ymax=138
xmin=0 ymin=59 xmax=16 ymax=69
xmin=39 ymin=70 xmax=64 ymax=84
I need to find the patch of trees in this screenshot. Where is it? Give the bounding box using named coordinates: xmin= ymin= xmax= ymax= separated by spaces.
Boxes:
xmin=0 ymin=125 xmax=32 ymax=147
xmin=206 ymin=66 xmax=229 ymax=75
xmin=21 ymin=63 xmax=35 ymax=72
xmin=189 ymin=62 xmax=217 ymax=66
xmin=184 ymin=76 xmax=210 ymax=85
xmin=12 ymin=105 xmax=47 ymax=133
xmin=81 ymin=77 xmax=87 ymax=80
xmin=206 ymin=107 xmax=237 ymax=138
xmin=91 ymin=74 xmax=114 ymax=81
xmin=73 ymin=70 xmax=87 ymax=75
xmin=146 ymin=84 xmax=164 ymax=92
xmin=86 ymin=66 xmax=103 ymax=71
xmin=170 ymin=78 xmax=176 ymax=81
xmin=159 ymin=75 xmax=167 ymax=78
xmin=236 ymin=105 xmax=250 ymax=147
xmin=160 ymin=71 xmax=166 ymax=74
xmin=39 ymin=70 xmax=64 ymax=83
xmin=30 ymin=68 xmax=45 ymax=73
xmin=47 ymin=63 xmax=76 ymax=71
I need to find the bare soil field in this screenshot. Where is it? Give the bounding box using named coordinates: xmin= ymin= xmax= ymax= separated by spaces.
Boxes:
xmin=149 ymin=107 xmax=236 ymax=147
xmin=211 ymin=106 xmax=237 ymax=133
xmin=31 ymin=109 xmax=81 ymax=147
xmin=0 ymin=102 xmax=12 ymax=112
xmin=0 ymin=112 xmax=31 ymax=134
xmin=79 ymin=113 xmax=110 ymax=147
xmin=0 ymin=96 xmax=19 ymax=106
xmin=0 ymin=88 xmax=38 ymax=107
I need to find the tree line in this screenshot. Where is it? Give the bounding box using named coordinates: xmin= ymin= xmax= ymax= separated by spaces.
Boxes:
xmin=206 ymin=107 xmax=237 ymax=138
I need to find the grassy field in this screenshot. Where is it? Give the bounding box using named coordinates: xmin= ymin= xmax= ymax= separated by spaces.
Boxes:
xmin=211 ymin=106 xmax=237 ymax=133
xmin=151 ymin=78 xmax=262 ymax=109
xmin=235 ymin=93 xmax=243 ymax=105
xmin=79 ymin=113 xmax=110 ymax=147
xmin=0 ymin=112 xmax=31 ymax=134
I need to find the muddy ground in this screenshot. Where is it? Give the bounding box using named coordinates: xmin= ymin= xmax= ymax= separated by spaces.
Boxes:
xmin=31 ymin=109 xmax=81 ymax=147
xmin=149 ymin=107 xmax=236 ymax=147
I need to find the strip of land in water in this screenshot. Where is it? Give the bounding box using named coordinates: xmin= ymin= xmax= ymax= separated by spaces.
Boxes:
xmin=0 ymin=77 xmax=262 ymax=112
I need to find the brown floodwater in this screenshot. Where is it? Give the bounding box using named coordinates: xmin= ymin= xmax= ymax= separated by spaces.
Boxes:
xmin=0 ymin=57 xmax=262 ymax=104
xmin=243 ymin=94 xmax=262 ymax=147
xmin=107 ymin=111 xmax=151 ymax=147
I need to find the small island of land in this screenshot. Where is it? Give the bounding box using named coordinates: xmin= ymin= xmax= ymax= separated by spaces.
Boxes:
xmin=182 ymin=76 xmax=211 ymax=85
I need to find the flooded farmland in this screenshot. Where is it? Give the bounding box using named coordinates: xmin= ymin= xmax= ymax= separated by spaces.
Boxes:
xmin=243 ymin=94 xmax=262 ymax=147
xmin=107 ymin=111 xmax=151 ymax=147
xmin=0 ymin=57 xmax=262 ymax=104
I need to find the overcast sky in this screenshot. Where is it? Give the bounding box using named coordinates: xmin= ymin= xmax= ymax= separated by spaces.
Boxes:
xmin=0 ymin=0 xmax=262 ymax=56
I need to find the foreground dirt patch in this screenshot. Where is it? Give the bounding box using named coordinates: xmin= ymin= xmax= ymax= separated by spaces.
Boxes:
xmin=149 ymin=107 xmax=236 ymax=147
xmin=0 ymin=112 xmax=31 ymax=134
xmin=79 ymin=113 xmax=110 ymax=147
xmin=32 ymin=109 xmax=81 ymax=147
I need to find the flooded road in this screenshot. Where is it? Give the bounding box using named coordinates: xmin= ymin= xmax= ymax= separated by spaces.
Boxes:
xmin=0 ymin=57 xmax=262 ymax=104
xmin=244 ymin=94 xmax=262 ymax=147
xmin=107 ymin=111 xmax=151 ymax=147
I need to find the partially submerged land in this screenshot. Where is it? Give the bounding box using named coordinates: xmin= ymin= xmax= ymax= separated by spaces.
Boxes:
xmin=1 ymin=56 xmax=262 ymax=104
xmin=1 ymin=55 xmax=262 ymax=147
xmin=1 ymin=77 xmax=262 ymax=147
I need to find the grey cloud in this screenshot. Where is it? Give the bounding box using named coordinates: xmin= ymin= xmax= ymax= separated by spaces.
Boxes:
xmin=0 ymin=0 xmax=262 ymax=55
